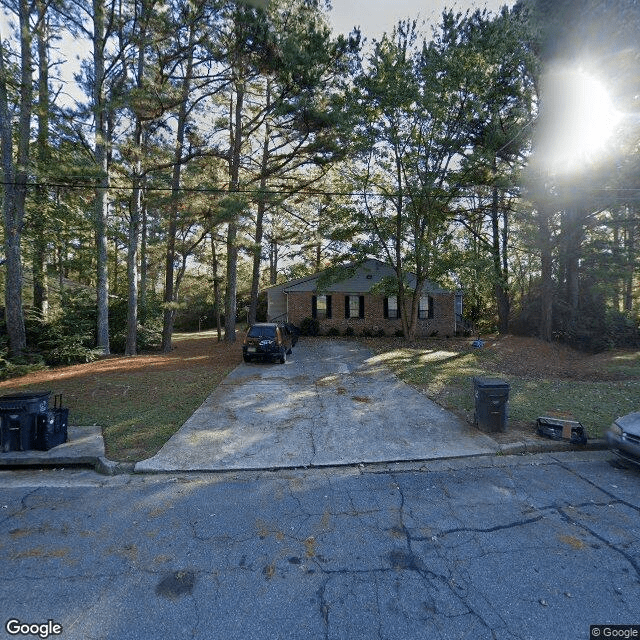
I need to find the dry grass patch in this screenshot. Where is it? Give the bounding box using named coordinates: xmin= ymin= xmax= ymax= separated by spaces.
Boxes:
xmin=0 ymin=331 xmax=243 ymax=462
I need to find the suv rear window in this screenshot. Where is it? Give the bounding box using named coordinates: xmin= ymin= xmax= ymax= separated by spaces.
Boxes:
xmin=248 ymin=325 xmax=276 ymax=339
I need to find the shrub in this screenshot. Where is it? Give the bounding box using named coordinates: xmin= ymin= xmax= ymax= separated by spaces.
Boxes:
xmin=344 ymin=326 xmax=355 ymax=337
xmin=395 ymin=329 xmax=404 ymax=338
xmin=0 ymin=349 xmax=47 ymax=381
xmin=24 ymin=290 xmax=99 ymax=366
xmin=43 ymin=335 xmax=102 ymax=367
xmin=109 ymin=297 xmax=163 ymax=353
xmin=299 ymin=317 xmax=320 ymax=336
xmin=326 ymin=327 xmax=341 ymax=337
xmin=375 ymin=328 xmax=386 ymax=338
xmin=361 ymin=327 xmax=373 ymax=337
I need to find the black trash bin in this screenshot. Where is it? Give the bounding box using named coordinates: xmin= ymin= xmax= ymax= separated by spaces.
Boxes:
xmin=473 ymin=377 xmax=509 ymax=433
xmin=0 ymin=392 xmax=60 ymax=452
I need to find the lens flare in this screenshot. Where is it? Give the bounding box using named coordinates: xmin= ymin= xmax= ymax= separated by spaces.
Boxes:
xmin=539 ymin=68 xmax=622 ymax=173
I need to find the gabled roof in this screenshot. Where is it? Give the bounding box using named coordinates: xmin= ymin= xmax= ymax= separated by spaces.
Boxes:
xmin=270 ymin=258 xmax=451 ymax=294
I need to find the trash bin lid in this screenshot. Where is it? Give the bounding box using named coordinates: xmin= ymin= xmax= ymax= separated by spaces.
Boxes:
xmin=473 ymin=377 xmax=509 ymax=389
xmin=0 ymin=391 xmax=51 ymax=413
xmin=0 ymin=392 xmax=50 ymax=401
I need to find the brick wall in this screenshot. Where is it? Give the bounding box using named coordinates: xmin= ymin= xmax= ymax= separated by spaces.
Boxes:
xmin=287 ymin=291 xmax=456 ymax=337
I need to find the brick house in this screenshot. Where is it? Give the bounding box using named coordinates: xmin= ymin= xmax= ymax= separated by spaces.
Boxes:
xmin=267 ymin=258 xmax=462 ymax=337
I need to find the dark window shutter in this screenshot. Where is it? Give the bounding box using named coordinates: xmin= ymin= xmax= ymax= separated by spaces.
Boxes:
xmin=383 ymin=297 xmax=389 ymax=319
xmin=344 ymin=295 xmax=350 ymax=318
xmin=326 ymin=295 xmax=332 ymax=319
xmin=428 ymin=296 xmax=434 ymax=319
xmin=359 ymin=296 xmax=365 ymax=318
xmin=312 ymin=296 xmax=317 ymax=319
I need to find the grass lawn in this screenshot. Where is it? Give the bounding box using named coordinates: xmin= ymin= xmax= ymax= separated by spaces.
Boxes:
xmin=361 ymin=335 xmax=640 ymax=439
xmin=0 ymin=331 xmax=243 ymax=462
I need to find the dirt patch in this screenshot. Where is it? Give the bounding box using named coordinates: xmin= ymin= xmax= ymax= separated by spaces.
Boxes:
xmin=0 ymin=333 xmax=242 ymax=390
xmin=473 ymin=335 xmax=627 ymax=381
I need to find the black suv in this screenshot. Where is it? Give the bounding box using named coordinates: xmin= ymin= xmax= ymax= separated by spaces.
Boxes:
xmin=243 ymin=323 xmax=293 ymax=364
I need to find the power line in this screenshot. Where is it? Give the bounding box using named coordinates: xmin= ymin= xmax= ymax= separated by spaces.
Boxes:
xmin=4 ymin=180 xmax=640 ymax=199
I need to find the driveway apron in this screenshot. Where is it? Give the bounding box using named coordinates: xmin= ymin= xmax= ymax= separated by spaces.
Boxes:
xmin=135 ymin=340 xmax=498 ymax=472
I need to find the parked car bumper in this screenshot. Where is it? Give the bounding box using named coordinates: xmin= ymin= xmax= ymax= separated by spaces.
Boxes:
xmin=606 ymin=427 xmax=640 ymax=466
xmin=243 ymin=345 xmax=281 ymax=361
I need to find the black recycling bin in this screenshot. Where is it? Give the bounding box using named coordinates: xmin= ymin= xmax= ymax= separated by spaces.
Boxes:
xmin=1 ymin=413 xmax=35 ymax=452
xmin=0 ymin=392 xmax=68 ymax=452
xmin=0 ymin=392 xmax=51 ymax=452
xmin=34 ymin=407 xmax=69 ymax=451
xmin=473 ymin=377 xmax=509 ymax=433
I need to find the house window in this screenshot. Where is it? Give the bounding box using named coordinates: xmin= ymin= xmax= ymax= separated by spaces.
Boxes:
xmin=419 ymin=295 xmax=434 ymax=319
xmin=345 ymin=295 xmax=364 ymax=319
xmin=312 ymin=295 xmax=332 ymax=319
xmin=384 ymin=296 xmax=400 ymax=319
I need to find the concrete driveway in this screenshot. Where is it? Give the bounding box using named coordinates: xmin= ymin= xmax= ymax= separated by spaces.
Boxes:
xmin=136 ymin=340 xmax=498 ymax=472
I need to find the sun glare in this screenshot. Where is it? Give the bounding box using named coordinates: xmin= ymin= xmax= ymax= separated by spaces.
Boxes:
xmin=541 ymin=68 xmax=622 ymax=172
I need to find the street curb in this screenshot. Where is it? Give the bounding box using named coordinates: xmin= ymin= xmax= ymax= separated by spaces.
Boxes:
xmin=94 ymin=457 xmax=136 ymax=476
xmin=1 ymin=437 xmax=611 ymax=476
xmin=495 ymin=437 xmax=608 ymax=456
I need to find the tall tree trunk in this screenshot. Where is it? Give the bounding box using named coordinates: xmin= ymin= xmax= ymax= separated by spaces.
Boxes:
xmin=33 ymin=0 xmax=49 ymax=317
xmin=491 ymin=182 xmax=510 ymax=334
xmin=393 ymin=147 xmax=410 ymax=339
xmin=0 ymin=2 xmax=31 ymax=358
xmin=140 ymin=192 xmax=148 ymax=314
xmin=625 ymin=207 xmax=636 ymax=312
xmin=612 ymin=209 xmax=621 ymax=311
xmin=211 ymin=235 xmax=222 ymax=342
xmin=269 ymin=238 xmax=278 ymax=285
xmin=126 ymin=0 xmax=149 ymax=356
xmin=161 ymin=19 xmax=196 ymax=352
xmin=224 ymin=81 xmax=245 ymax=343
xmin=538 ymin=205 xmax=553 ymax=342
xmin=564 ymin=202 xmax=583 ymax=313
xmin=248 ymin=81 xmax=271 ymax=326
xmin=93 ymin=0 xmax=110 ymax=354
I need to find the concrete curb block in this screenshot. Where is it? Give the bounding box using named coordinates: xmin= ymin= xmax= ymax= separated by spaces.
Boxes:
xmin=496 ymin=437 xmax=608 ymax=456
xmin=94 ymin=457 xmax=136 ymax=476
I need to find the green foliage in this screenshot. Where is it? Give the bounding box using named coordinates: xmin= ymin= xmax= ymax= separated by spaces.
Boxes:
xmin=361 ymin=327 xmax=373 ymax=337
xmin=326 ymin=327 xmax=341 ymax=336
xmin=0 ymin=337 xmax=47 ymax=380
xmin=514 ymin=286 xmax=640 ymax=353
xmin=43 ymin=335 xmax=103 ymax=367
xmin=23 ymin=290 xmax=99 ymax=366
xmin=556 ymin=307 xmax=640 ymax=353
xmin=299 ymin=317 xmax=320 ymax=336
xmin=343 ymin=326 xmax=355 ymax=337
xmin=108 ymin=297 xmax=163 ymax=353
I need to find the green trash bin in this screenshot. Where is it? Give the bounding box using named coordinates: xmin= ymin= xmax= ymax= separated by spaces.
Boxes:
xmin=473 ymin=377 xmax=509 ymax=433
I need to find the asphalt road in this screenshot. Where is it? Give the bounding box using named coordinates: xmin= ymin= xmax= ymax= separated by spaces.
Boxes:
xmin=1 ymin=450 xmax=639 ymax=640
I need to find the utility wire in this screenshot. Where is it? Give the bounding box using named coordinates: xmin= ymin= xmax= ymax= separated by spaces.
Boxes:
xmin=3 ymin=180 xmax=640 ymax=198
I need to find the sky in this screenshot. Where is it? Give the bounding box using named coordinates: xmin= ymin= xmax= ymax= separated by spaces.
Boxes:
xmin=327 ymin=0 xmax=515 ymax=41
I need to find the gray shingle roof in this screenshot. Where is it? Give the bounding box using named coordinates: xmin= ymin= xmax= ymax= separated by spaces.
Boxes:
xmin=276 ymin=258 xmax=450 ymax=294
